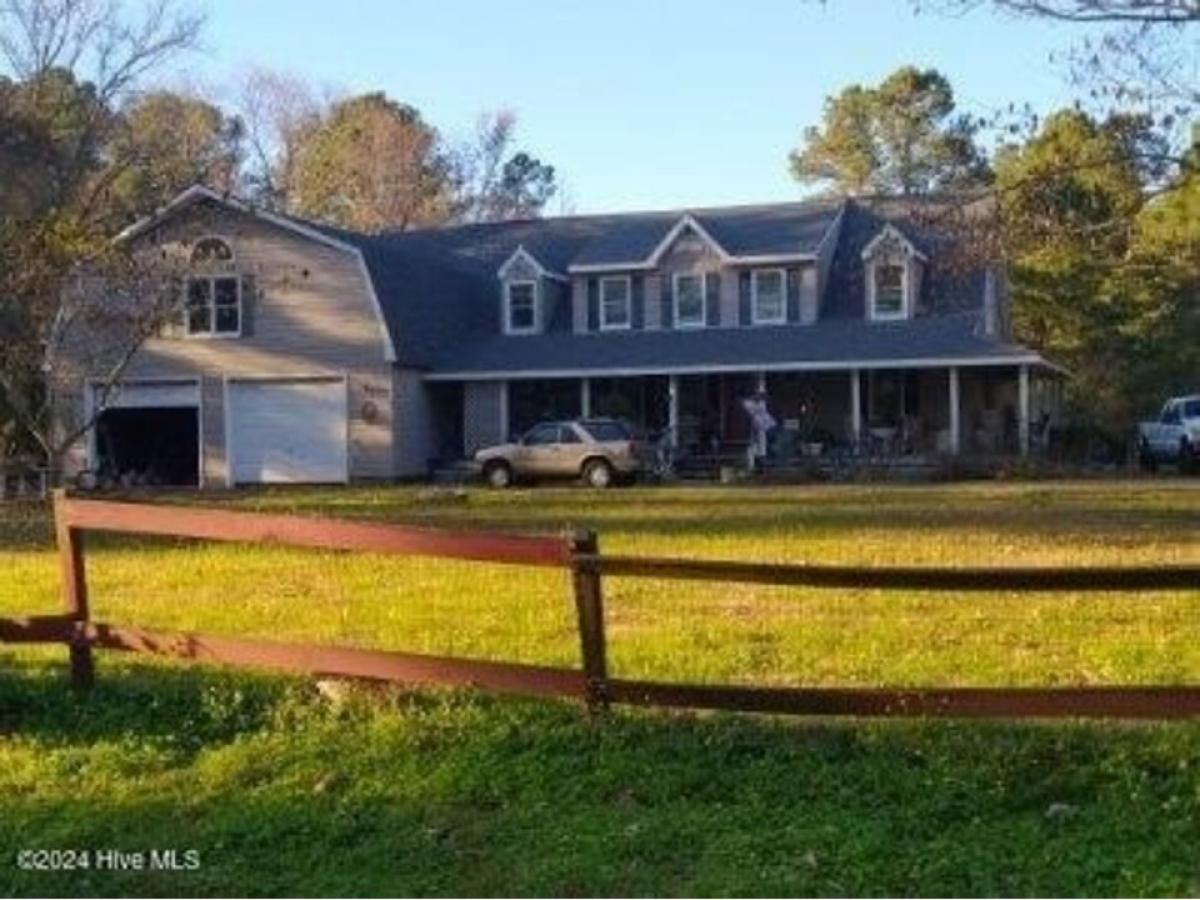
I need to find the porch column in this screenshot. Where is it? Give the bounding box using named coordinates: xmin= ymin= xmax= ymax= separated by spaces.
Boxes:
xmin=667 ymin=374 xmax=679 ymax=448
xmin=498 ymin=380 xmax=509 ymax=442
xmin=580 ymin=377 xmax=591 ymax=418
xmin=849 ymin=368 xmax=862 ymax=447
xmin=755 ymin=371 xmax=766 ymax=393
xmin=1018 ymin=364 xmax=1030 ymax=456
xmin=948 ymin=366 xmax=961 ymax=455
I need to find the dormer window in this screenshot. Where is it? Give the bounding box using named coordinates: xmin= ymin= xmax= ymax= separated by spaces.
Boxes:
xmin=186 ymin=237 xmax=240 ymax=337
xmin=599 ymin=276 xmax=631 ymax=331
xmin=672 ymin=273 xmax=706 ymax=328
xmin=872 ymin=264 xmax=906 ymax=319
xmin=751 ymin=269 xmax=786 ymax=325
xmin=506 ymin=280 xmax=538 ymax=334
xmin=862 ymin=223 xmax=925 ymax=322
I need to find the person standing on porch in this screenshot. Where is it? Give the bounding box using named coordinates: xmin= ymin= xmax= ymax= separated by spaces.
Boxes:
xmin=742 ymin=390 xmax=777 ymax=471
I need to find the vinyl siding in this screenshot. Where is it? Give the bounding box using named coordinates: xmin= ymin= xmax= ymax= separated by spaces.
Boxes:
xmin=719 ymin=270 xmax=739 ymax=327
xmin=655 ymin=226 xmax=724 ymax=332
xmin=392 ymin=367 xmax=434 ymax=477
xmin=58 ymin=199 xmax=395 ymax=486
xmin=572 ymin=276 xmax=588 ymax=333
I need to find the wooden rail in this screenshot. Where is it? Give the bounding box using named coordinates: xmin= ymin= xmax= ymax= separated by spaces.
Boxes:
xmin=1 ymin=490 xmax=1198 ymax=720
xmin=589 ymin=554 xmax=1200 ymax=592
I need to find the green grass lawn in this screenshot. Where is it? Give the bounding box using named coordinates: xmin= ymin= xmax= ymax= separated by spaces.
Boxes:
xmin=2 ymin=480 xmax=1199 ymax=895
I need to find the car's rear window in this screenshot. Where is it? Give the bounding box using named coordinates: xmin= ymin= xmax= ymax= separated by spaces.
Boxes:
xmin=582 ymin=421 xmax=631 ymax=442
xmin=1184 ymin=400 xmax=1200 ymax=418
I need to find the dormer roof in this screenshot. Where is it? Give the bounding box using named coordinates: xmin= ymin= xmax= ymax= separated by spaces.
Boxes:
xmin=861 ymin=222 xmax=929 ymax=263
xmin=565 ymin=200 xmax=844 ymax=272
xmin=497 ymin=245 xmax=568 ymax=282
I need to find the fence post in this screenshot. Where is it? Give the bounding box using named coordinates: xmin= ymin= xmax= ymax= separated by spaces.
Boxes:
xmin=568 ymin=529 xmax=608 ymax=712
xmin=53 ymin=490 xmax=93 ymax=689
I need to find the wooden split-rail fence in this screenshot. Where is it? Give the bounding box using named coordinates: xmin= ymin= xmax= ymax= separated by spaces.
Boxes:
xmin=2 ymin=490 xmax=1199 ymax=720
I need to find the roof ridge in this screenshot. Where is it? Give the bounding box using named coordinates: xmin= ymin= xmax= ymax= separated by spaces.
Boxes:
xmin=371 ymin=195 xmax=850 ymax=240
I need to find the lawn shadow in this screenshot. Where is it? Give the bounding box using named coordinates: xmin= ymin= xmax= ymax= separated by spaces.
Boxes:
xmin=0 ymin=655 xmax=298 ymax=750
xmin=4 ymin=654 xmax=1200 ymax=895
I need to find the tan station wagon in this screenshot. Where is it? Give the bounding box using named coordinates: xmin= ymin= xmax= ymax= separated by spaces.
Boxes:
xmin=475 ymin=419 xmax=647 ymax=488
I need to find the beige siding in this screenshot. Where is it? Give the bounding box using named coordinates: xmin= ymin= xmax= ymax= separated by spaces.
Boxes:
xmin=643 ymin=275 xmax=662 ymax=330
xmin=201 ymin=375 xmax=226 ymax=485
xmin=572 ymin=276 xmax=588 ymax=333
xmin=392 ymin=367 xmax=435 ymax=477
xmin=61 ymin=199 xmax=395 ymax=486
xmin=657 ymin=228 xmax=721 ymax=271
xmin=799 ymin=265 xmax=819 ymax=325
xmin=656 ymin=228 xmax=723 ymax=331
xmin=719 ymin=270 xmax=739 ymax=327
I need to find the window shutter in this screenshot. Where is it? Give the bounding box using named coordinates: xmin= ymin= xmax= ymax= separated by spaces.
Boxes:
xmin=786 ymin=268 xmax=800 ymax=323
xmin=631 ymin=275 xmax=644 ymax=330
xmin=587 ymin=277 xmax=599 ymax=331
xmin=661 ymin=277 xmax=673 ymax=329
xmin=738 ymin=271 xmax=752 ymax=326
xmin=240 ymin=273 xmax=257 ymax=337
xmin=159 ymin=277 xmax=185 ymax=338
xmin=705 ymin=273 xmax=720 ymax=327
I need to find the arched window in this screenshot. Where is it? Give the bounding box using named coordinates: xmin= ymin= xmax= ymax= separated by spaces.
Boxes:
xmin=186 ymin=237 xmax=241 ymax=336
xmin=191 ymin=237 xmax=235 ymax=266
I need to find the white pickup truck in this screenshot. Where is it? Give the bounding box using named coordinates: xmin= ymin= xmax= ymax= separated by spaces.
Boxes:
xmin=1138 ymin=395 xmax=1200 ymax=472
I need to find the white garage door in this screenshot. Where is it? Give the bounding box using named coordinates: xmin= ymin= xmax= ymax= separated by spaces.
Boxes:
xmin=228 ymin=378 xmax=348 ymax=484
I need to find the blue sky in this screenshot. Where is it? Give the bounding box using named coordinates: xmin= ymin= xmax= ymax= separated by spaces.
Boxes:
xmin=187 ymin=0 xmax=1099 ymax=213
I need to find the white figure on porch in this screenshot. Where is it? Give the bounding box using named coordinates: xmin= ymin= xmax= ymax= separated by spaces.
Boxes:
xmin=741 ymin=390 xmax=776 ymax=470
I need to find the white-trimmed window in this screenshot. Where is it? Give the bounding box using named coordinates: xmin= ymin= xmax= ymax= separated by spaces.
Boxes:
xmin=672 ymin=273 xmax=706 ymax=328
xmin=870 ymin=263 xmax=907 ymax=320
xmin=186 ymin=237 xmax=240 ymax=337
xmin=599 ymin=276 xmax=632 ymax=331
xmin=506 ymin=280 xmax=538 ymax=333
xmin=751 ymin=268 xmax=786 ymax=325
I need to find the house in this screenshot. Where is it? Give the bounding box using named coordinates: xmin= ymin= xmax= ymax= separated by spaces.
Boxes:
xmin=56 ymin=185 xmax=1060 ymax=488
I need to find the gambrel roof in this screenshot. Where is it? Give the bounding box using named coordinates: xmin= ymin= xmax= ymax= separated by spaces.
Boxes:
xmin=126 ymin=186 xmax=1049 ymax=375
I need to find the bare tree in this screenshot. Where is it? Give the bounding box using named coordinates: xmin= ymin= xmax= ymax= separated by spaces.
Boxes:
xmin=917 ymin=1 xmax=1199 ymax=132
xmin=0 ymin=0 xmax=205 ymax=101
xmin=944 ymin=1 xmax=1198 ymax=24
xmin=450 ymin=110 xmax=558 ymax=222
xmin=1 ymin=245 xmax=184 ymax=471
xmin=233 ymin=66 xmax=328 ymax=209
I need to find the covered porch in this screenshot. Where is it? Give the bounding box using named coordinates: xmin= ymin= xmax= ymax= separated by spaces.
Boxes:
xmin=445 ymin=361 xmax=1062 ymax=471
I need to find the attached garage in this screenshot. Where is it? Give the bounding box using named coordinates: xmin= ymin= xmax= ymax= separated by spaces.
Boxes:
xmin=91 ymin=380 xmax=201 ymax=486
xmin=226 ymin=377 xmax=348 ymax=484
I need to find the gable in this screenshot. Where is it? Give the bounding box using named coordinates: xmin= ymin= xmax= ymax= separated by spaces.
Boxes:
xmin=124 ymin=196 xmax=396 ymax=367
xmin=655 ymin=224 xmax=726 ymax=270
xmin=500 ymin=253 xmax=541 ymax=282
xmin=861 ymin=222 xmax=928 ymax=263
xmin=121 ymin=187 xmax=396 ymax=362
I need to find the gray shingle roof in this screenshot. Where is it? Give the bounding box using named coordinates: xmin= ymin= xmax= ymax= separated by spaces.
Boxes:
xmin=567 ymin=199 xmax=844 ymax=266
xmin=424 ymin=312 xmax=1039 ymax=378
xmin=277 ymin=194 xmax=1041 ymax=373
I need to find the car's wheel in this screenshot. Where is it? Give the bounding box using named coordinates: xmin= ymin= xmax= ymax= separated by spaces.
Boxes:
xmin=582 ymin=458 xmax=614 ymax=489
xmin=483 ymin=460 xmax=513 ymax=489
